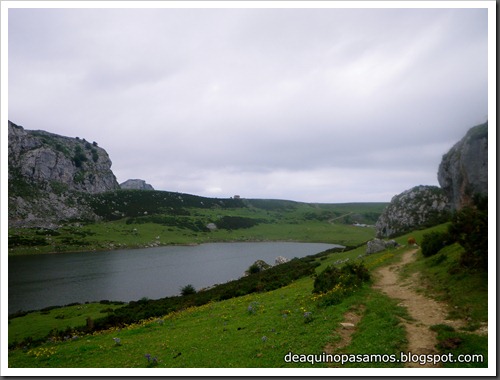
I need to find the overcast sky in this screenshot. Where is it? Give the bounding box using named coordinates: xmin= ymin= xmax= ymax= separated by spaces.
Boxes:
xmin=6 ymin=3 xmax=489 ymax=203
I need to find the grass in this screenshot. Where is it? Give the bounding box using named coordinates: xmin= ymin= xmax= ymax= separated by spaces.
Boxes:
xmin=7 ymin=278 xmax=351 ymax=368
xmin=339 ymin=291 xmax=410 ymax=368
xmin=8 ymin=302 xmax=124 ymax=347
xmin=7 ymin=279 xmax=409 ymax=368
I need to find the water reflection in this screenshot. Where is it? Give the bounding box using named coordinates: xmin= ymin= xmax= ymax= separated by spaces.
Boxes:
xmin=8 ymin=242 xmax=341 ymax=313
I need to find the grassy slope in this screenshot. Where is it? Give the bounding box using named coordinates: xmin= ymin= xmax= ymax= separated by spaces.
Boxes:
xmin=8 ymin=224 xmax=488 ymax=368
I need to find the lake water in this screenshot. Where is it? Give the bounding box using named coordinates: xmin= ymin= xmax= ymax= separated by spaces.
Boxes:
xmin=8 ymin=242 xmax=341 ymax=314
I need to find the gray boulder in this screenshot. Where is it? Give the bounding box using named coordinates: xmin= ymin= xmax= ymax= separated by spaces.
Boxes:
xmin=366 ymin=238 xmax=398 ymax=255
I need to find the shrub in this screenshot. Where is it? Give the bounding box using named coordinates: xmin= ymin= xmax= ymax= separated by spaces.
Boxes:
xmin=245 ymin=260 xmax=271 ymax=275
xmin=421 ymin=231 xmax=451 ymax=257
xmin=313 ymin=262 xmax=370 ymax=294
xmin=247 ymin=263 xmax=261 ymax=274
xmin=73 ymin=146 xmax=88 ymax=168
xmin=180 ymin=284 xmax=196 ymax=296
xmin=313 ymin=265 xmax=341 ymax=294
xmin=448 ymin=196 xmax=488 ymax=270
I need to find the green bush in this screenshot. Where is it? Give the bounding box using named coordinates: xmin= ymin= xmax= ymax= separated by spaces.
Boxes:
xmin=246 ymin=260 xmax=271 ymax=275
xmin=448 ymin=196 xmax=488 ymax=270
xmin=313 ymin=265 xmax=341 ymax=294
xmin=421 ymin=231 xmax=451 ymax=257
xmin=313 ymin=262 xmax=370 ymax=294
xmin=73 ymin=146 xmax=88 ymax=168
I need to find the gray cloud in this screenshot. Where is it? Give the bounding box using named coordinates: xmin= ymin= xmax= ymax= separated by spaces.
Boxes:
xmin=7 ymin=5 xmax=489 ymax=202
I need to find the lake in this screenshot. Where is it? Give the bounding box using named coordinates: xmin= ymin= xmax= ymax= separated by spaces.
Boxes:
xmin=8 ymin=242 xmax=342 ymax=314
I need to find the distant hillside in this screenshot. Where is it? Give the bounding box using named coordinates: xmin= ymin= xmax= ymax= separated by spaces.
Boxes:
xmin=88 ymin=189 xmax=385 ymax=225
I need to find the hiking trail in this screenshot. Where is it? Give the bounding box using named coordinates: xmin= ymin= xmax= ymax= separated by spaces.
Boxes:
xmin=372 ymin=248 xmax=465 ymax=367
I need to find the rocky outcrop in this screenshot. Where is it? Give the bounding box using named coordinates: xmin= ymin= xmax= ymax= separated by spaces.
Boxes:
xmin=9 ymin=121 xmax=119 ymax=194
xmin=375 ymin=185 xmax=449 ymax=238
xmin=274 ymin=256 xmax=289 ymax=265
xmin=8 ymin=121 xmax=120 ymax=228
xmin=120 ymin=179 xmax=154 ymax=190
xmin=438 ymin=122 xmax=488 ymax=210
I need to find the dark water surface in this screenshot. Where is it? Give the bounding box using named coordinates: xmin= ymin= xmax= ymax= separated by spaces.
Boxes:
xmin=8 ymin=242 xmax=341 ymax=313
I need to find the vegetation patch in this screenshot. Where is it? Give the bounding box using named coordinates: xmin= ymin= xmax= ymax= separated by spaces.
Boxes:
xmin=430 ymin=324 xmax=488 ymax=368
xmin=312 ymin=262 xmax=371 ymax=306
xmin=215 ymin=216 xmax=265 ymax=230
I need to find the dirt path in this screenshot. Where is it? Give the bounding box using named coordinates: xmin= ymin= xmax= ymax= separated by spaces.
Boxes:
xmin=372 ymin=249 xmax=465 ymax=368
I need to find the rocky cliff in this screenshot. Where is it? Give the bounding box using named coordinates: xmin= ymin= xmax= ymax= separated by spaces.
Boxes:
xmin=9 ymin=121 xmax=119 ymax=193
xmin=437 ymin=122 xmax=488 ymax=210
xmin=375 ymin=185 xmax=450 ymax=238
xmin=8 ymin=121 xmax=120 ymax=227
xmin=120 ymin=179 xmax=154 ymax=190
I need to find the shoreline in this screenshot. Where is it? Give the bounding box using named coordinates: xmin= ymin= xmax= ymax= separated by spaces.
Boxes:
xmin=8 ymin=238 xmax=343 ymax=256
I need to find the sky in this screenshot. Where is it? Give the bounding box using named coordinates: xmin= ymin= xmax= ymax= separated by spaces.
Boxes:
xmin=5 ymin=2 xmax=490 ymax=203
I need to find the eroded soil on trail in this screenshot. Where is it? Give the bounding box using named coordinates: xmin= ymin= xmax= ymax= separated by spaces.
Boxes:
xmin=324 ymin=305 xmax=364 ymax=355
xmin=372 ymin=249 xmax=465 ymax=368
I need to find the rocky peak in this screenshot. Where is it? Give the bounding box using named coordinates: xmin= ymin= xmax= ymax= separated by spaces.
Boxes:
xmin=120 ymin=179 xmax=154 ymax=191
xmin=437 ymin=122 xmax=488 ymax=210
xmin=8 ymin=121 xmax=120 ymax=228
xmin=9 ymin=121 xmax=119 ymax=193
xmin=9 ymin=121 xmax=120 ymax=194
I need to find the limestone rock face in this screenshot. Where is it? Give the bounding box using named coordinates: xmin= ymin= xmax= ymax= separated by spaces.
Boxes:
xmin=375 ymin=185 xmax=449 ymax=238
xmin=9 ymin=121 xmax=119 ymax=194
xmin=120 ymin=179 xmax=154 ymax=190
xmin=437 ymin=122 xmax=488 ymax=210
xmin=8 ymin=121 xmax=120 ymax=227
